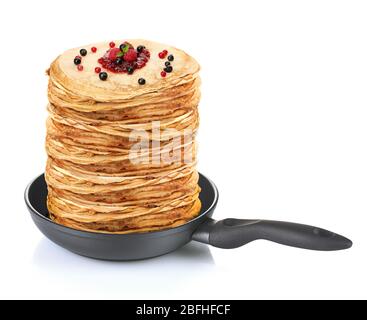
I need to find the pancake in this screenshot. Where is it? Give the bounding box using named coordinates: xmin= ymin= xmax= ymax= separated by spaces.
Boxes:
xmin=48 ymin=40 xmax=200 ymax=109
xmin=45 ymin=39 xmax=201 ymax=233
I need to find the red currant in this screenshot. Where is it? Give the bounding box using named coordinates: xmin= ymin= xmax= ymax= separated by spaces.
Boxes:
xmin=158 ymin=52 xmax=165 ymax=59
xmin=98 ymin=58 xmax=103 ymax=64
xmin=163 ymin=50 xmax=168 ymax=56
xmin=77 ymin=65 xmax=84 ymax=71
xmin=161 ymin=71 xmax=167 ymax=78
xmin=91 ymin=47 xmax=97 ymax=53
xmin=95 ymin=67 xmax=101 ymax=74
xmin=109 ymin=42 xmax=115 ymax=48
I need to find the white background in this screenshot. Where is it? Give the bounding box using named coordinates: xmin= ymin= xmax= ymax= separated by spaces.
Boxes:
xmin=0 ymin=0 xmax=366 ymax=299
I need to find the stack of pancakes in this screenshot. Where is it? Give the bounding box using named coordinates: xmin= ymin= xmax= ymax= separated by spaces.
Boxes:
xmin=45 ymin=40 xmax=201 ymax=233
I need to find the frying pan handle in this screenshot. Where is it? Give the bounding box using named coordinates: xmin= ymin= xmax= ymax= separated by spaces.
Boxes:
xmin=192 ymin=218 xmax=352 ymax=251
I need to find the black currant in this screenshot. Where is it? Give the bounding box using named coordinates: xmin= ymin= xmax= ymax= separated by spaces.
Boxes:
xmin=138 ymin=78 xmax=146 ymax=85
xmin=80 ymin=49 xmax=87 ymax=56
xmin=99 ymin=72 xmax=108 ymax=81
xmin=165 ymin=61 xmax=171 ymax=67
xmin=116 ymin=58 xmax=123 ymax=65
xmin=74 ymin=57 xmax=81 ymax=65
xmin=137 ymin=45 xmax=145 ymax=53
xmin=167 ymin=54 xmax=174 ymax=62
xmin=164 ymin=66 xmax=173 ymax=73
xmin=127 ymin=67 xmax=134 ymax=74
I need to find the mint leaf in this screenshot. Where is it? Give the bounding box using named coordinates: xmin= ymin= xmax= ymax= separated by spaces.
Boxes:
xmin=121 ymin=44 xmax=129 ymax=54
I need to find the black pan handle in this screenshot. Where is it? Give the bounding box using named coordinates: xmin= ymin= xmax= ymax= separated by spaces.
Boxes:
xmin=192 ymin=218 xmax=352 ymax=251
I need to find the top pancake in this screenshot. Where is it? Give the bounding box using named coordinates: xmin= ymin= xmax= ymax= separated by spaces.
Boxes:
xmin=49 ymin=39 xmax=200 ymax=104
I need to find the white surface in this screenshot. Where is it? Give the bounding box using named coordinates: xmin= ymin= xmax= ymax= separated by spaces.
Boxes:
xmin=0 ymin=0 xmax=366 ymax=299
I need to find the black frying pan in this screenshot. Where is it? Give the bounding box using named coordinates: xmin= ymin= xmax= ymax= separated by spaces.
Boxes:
xmin=25 ymin=173 xmax=352 ymax=261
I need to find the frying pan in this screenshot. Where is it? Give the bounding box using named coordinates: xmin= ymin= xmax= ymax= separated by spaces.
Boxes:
xmin=25 ymin=173 xmax=352 ymax=261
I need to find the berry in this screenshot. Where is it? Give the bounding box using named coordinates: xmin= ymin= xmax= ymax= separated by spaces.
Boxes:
xmin=98 ymin=46 xmax=151 ymax=73
xmin=99 ymin=72 xmax=108 ymax=81
xmin=167 ymin=54 xmax=174 ymax=62
xmin=158 ymin=52 xmax=165 ymax=59
xmin=165 ymin=61 xmax=171 ymax=67
xmin=109 ymin=41 xmax=116 ymax=48
xmin=161 ymin=71 xmax=167 ymax=78
xmin=138 ymin=78 xmax=146 ymax=85
xmin=91 ymin=47 xmax=97 ymax=53
xmin=123 ymin=49 xmax=137 ymax=62
xmin=74 ymin=57 xmax=81 ymax=65
xmin=95 ymin=67 xmax=101 ymax=73
xmin=163 ymin=50 xmax=168 ymax=55
xmin=108 ymin=48 xmax=121 ymax=61
xmin=80 ymin=49 xmax=87 ymax=56
xmin=136 ymin=60 xmax=146 ymax=68
xmin=164 ymin=66 xmax=173 ymax=73
xmin=137 ymin=45 xmax=145 ymax=53
xmin=77 ymin=65 xmax=84 ymax=71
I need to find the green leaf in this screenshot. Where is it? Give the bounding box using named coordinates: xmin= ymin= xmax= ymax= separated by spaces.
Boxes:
xmin=117 ymin=51 xmax=124 ymax=57
xmin=121 ymin=44 xmax=129 ymax=54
